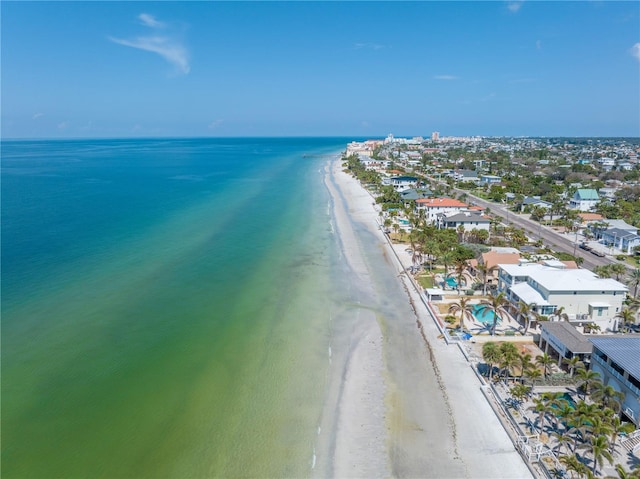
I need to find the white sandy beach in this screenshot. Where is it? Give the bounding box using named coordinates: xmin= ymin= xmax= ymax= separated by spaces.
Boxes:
xmin=322 ymin=156 xmax=533 ymax=478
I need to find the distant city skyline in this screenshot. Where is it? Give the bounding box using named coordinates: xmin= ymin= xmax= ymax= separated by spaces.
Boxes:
xmin=2 ymin=1 xmax=639 ymax=139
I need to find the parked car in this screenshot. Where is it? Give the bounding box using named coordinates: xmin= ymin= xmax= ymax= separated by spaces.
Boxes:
xmin=591 ymin=250 xmax=606 ymax=257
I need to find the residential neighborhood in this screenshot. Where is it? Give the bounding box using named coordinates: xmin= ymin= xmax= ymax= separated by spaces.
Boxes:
xmin=344 ymin=134 xmax=640 ymax=479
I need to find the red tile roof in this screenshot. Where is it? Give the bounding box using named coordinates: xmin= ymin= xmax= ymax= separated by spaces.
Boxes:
xmin=415 ymin=197 xmax=468 ymax=208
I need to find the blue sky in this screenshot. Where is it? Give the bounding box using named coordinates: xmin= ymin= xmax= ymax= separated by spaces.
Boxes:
xmin=2 ymin=1 xmax=639 ymax=138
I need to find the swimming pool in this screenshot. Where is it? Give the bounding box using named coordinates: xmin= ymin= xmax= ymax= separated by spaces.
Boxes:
xmin=472 ymin=304 xmax=499 ymax=324
xmin=446 ymin=277 xmax=458 ymax=288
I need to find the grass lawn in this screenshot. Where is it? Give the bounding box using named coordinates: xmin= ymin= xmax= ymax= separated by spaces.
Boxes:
xmin=416 ymin=274 xmax=434 ymax=289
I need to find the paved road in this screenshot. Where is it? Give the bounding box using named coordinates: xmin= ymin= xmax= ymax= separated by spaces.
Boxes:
xmin=438 ymin=181 xmax=615 ymax=271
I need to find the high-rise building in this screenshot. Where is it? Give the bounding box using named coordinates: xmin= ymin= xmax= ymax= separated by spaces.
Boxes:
xmin=431 ymin=131 xmax=440 ymax=141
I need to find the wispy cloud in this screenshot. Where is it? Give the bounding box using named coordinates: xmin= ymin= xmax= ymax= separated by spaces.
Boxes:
xmin=110 ymin=14 xmax=189 ymax=74
xmin=354 ymin=42 xmax=385 ymax=51
xmin=631 ymin=43 xmax=640 ymax=62
xmin=507 ymin=1 xmax=524 ymax=13
xmin=434 ymin=75 xmax=459 ymax=80
xmin=32 ymin=112 xmax=44 ymax=120
xmin=536 ymin=40 xmax=542 ymax=50
xmin=139 ymin=13 xmax=164 ymax=29
xmin=208 ymin=119 xmax=224 ymax=130
xmin=58 ymin=121 xmax=69 ymax=130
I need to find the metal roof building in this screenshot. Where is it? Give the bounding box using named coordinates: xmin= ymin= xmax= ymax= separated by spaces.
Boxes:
xmin=589 ymin=336 xmax=640 ymax=426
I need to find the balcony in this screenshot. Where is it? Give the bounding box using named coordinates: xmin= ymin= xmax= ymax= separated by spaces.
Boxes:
xmin=592 ymin=353 xmax=640 ymax=397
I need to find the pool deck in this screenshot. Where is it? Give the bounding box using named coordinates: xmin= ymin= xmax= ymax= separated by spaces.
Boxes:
xmin=390 ymin=242 xmax=528 ymax=338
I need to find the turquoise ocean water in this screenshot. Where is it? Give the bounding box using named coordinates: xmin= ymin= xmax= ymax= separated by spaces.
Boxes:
xmin=2 ymin=138 xmax=352 ymax=478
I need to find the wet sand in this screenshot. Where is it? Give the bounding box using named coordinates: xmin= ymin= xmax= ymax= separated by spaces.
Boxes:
xmin=322 ymin=157 xmax=533 ymax=478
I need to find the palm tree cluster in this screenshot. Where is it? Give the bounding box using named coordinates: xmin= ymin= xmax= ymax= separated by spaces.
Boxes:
xmin=523 ymin=367 xmax=636 ymax=478
xmin=482 ymin=341 xmax=544 ymax=383
xmin=593 ymin=263 xmax=629 ymax=282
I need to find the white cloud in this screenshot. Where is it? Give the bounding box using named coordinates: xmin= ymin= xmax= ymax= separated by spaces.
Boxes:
xmin=110 ymin=14 xmax=189 ymax=74
xmin=631 ymin=43 xmax=640 ymax=62
xmin=507 ymin=1 xmax=524 ymax=13
xmin=208 ymin=119 xmax=224 ymax=129
xmin=110 ymin=35 xmax=190 ymax=74
xmin=58 ymin=121 xmax=69 ymax=130
xmin=32 ymin=112 xmax=44 ymax=120
xmin=434 ymin=75 xmax=459 ymax=80
xmin=139 ymin=13 xmax=164 ymax=28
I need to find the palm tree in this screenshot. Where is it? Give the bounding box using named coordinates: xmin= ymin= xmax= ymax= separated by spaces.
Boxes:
xmin=609 ymin=263 xmax=628 ymax=281
xmin=591 ymin=382 xmax=625 ymax=412
xmin=519 ymin=353 xmax=533 ymax=379
xmin=588 ymin=415 xmax=614 ymax=439
xmin=476 ymin=263 xmax=496 ymax=296
xmin=535 ymin=353 xmax=555 ymax=380
xmin=453 ymin=258 xmax=467 ymax=293
xmin=583 ymin=435 xmax=613 ymax=475
xmin=628 ymin=268 xmax=640 ymax=298
xmin=611 ymin=463 xmax=640 ymax=479
xmin=524 ymin=367 xmax=542 ymax=391
xmin=448 ymin=297 xmax=475 ymax=330
xmin=566 ymin=356 xmax=583 ymax=378
xmin=609 ymin=416 xmax=636 ymax=453
xmin=478 ymin=292 xmax=510 ymax=336
xmin=515 ymin=300 xmax=538 ymax=334
xmin=439 ymin=250 xmax=455 ymax=285
xmin=529 ymin=397 xmax=550 ymax=433
xmin=552 ymin=306 xmax=570 ymax=322
xmin=614 ymin=307 xmax=636 ymax=333
xmin=510 ymin=383 xmax=531 ymax=403
xmin=553 ymin=430 xmax=573 ymax=455
xmin=559 ymin=453 xmax=588 ymax=479
xmin=575 ymin=367 xmax=601 ymax=400
xmin=482 ymin=341 xmax=501 ymax=380
xmin=499 ymin=342 xmax=520 ymax=381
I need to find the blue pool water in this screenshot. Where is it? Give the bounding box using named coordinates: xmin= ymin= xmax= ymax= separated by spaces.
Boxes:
xmin=472 ymin=304 xmax=499 ymax=324
xmin=446 ymin=277 xmax=458 ymax=288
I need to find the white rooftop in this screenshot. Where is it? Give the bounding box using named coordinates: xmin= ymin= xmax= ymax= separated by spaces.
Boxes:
xmin=510 ymin=282 xmax=550 ymax=305
xmin=499 ymin=263 xmax=628 ymax=293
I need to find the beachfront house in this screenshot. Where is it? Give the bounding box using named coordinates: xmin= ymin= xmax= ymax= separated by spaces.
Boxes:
xmin=569 ymin=189 xmax=600 ymax=211
xmin=468 ymin=251 xmax=521 ymax=288
xmin=436 ymin=210 xmax=490 ymax=232
xmin=415 ymin=197 xmax=468 ymax=225
xmin=538 ymin=322 xmax=593 ymax=369
xmin=496 ymin=261 xmax=628 ymax=331
xmin=388 ymin=176 xmax=418 ymax=192
xmin=589 ymin=336 xmax=640 ymax=426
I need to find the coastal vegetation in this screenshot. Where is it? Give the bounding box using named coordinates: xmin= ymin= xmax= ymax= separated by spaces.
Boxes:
xmin=478 ymin=343 xmax=639 ymax=477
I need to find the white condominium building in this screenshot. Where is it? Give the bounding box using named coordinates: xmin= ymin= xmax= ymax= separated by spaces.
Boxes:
xmin=497 ymin=261 xmax=628 ymax=331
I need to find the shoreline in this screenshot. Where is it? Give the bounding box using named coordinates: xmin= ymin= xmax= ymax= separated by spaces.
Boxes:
xmin=324 ymin=154 xmax=533 ymax=478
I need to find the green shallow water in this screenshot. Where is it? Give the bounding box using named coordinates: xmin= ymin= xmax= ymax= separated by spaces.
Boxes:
xmin=1 ymin=138 xmax=349 ymax=478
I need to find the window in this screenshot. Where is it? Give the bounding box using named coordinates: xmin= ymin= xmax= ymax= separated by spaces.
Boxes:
xmin=611 ymin=361 xmax=624 ymax=376
xmin=598 ymin=308 xmax=603 ymax=317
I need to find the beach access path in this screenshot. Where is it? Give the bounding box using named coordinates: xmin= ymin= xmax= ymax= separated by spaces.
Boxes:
xmin=326 ymin=157 xmax=533 ymax=478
